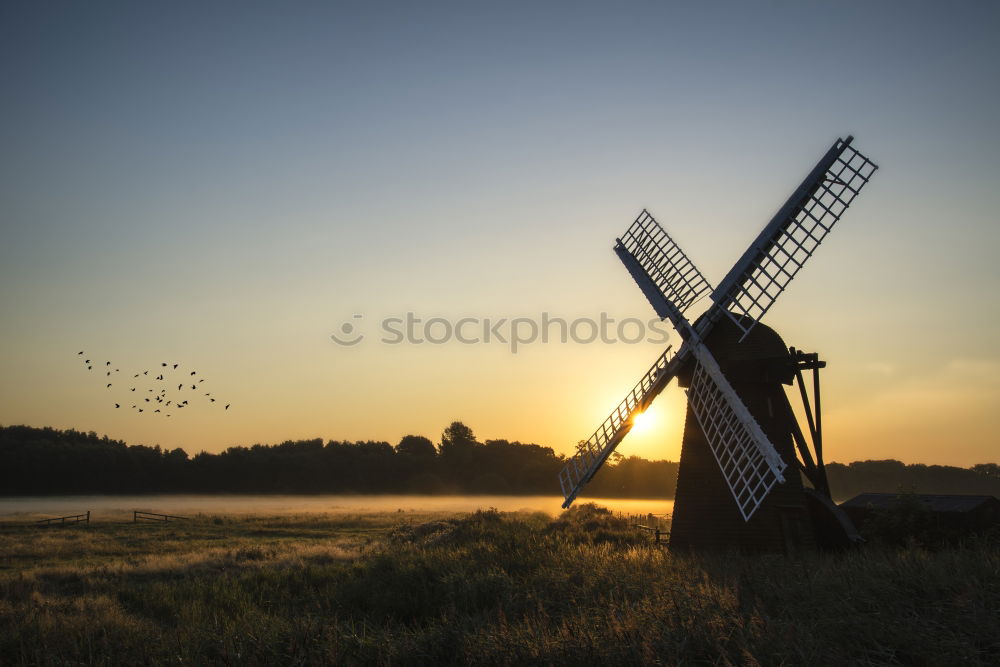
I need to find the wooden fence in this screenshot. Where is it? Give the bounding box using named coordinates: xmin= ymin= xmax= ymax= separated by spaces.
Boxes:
xmin=619 ymin=512 xmax=671 ymax=544
xmin=133 ymin=511 xmax=189 ymax=523
xmin=633 ymin=523 xmax=669 ymax=544
xmin=36 ymin=511 xmax=90 ymax=525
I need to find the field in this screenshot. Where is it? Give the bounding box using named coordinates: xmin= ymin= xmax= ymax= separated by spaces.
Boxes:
xmin=1 ymin=506 xmax=998 ymax=665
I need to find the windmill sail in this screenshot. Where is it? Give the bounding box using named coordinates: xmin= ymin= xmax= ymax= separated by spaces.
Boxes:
xmin=558 ymin=346 xmax=683 ymax=508
xmin=687 ymin=344 xmax=787 ymax=520
xmin=615 ymin=209 xmax=713 ymax=325
xmin=710 ymin=137 xmax=878 ymax=339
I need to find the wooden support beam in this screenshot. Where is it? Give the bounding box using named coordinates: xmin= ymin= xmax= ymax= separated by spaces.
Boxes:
xmin=812 ymin=364 xmax=830 ymax=496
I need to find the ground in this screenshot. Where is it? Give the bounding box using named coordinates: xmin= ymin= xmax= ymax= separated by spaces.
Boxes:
xmin=1 ymin=505 xmax=997 ymax=665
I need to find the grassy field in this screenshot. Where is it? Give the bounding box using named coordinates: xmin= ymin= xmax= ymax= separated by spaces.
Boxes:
xmin=1 ymin=505 xmax=998 ymax=665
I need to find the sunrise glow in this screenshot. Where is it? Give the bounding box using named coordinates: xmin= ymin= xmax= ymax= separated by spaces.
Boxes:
xmin=0 ymin=2 xmax=997 ymax=472
xmin=631 ymin=410 xmax=656 ymax=435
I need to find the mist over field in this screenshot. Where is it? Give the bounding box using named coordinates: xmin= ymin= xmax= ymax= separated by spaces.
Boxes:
xmin=0 ymin=494 xmax=674 ymax=521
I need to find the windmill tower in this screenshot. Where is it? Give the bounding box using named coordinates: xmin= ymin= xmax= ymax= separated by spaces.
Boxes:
xmin=558 ymin=137 xmax=878 ymax=552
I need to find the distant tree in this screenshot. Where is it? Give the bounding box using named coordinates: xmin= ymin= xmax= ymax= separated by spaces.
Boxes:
xmin=481 ymin=439 xmax=563 ymax=494
xmin=396 ymin=435 xmax=436 ymax=458
xmin=439 ymin=421 xmax=478 ymax=456
xmin=971 ymin=463 xmax=1000 ymax=479
xmin=165 ymin=447 xmax=188 ymax=462
xmin=438 ymin=421 xmax=481 ymax=486
xmin=585 ymin=456 xmax=679 ymax=499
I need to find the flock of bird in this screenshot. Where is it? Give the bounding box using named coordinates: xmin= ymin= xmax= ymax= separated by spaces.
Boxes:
xmin=77 ymin=351 xmax=230 ymax=417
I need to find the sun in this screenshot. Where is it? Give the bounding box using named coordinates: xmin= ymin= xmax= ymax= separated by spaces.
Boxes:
xmin=631 ymin=409 xmax=656 ymax=434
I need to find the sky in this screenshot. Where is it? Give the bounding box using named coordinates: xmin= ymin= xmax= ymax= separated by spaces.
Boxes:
xmin=1 ymin=1 xmax=998 ymax=467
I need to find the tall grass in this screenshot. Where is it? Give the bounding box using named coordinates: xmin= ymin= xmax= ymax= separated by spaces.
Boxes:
xmin=1 ymin=506 xmax=997 ymax=665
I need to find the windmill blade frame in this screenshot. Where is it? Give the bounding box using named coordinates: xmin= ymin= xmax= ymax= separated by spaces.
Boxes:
xmin=687 ymin=343 xmax=787 ymax=521
xmin=559 ymin=345 xmax=683 ymax=508
xmin=614 ymin=209 xmax=714 ymax=323
xmin=710 ymin=136 xmax=878 ymax=340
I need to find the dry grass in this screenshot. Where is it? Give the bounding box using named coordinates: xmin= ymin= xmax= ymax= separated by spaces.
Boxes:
xmin=1 ymin=506 xmax=997 ymax=665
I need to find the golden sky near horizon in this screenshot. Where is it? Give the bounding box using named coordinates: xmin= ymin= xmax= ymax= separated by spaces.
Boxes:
xmin=2 ymin=2 xmax=999 ymax=468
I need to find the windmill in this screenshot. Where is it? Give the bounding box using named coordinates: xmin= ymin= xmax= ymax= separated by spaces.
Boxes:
xmin=558 ymin=136 xmax=878 ymax=552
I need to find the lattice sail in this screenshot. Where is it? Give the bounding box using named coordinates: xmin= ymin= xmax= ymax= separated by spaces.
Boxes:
xmin=617 ymin=210 xmax=713 ymax=320
xmin=686 ymin=345 xmax=787 ymax=521
xmin=712 ymin=137 xmax=878 ymax=339
xmin=559 ymin=345 xmax=683 ymax=508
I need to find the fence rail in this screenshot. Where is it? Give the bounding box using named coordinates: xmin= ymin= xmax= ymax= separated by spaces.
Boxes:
xmin=618 ymin=512 xmax=670 ymax=545
xmin=133 ymin=511 xmax=189 ymax=523
xmin=36 ymin=511 xmax=90 ymax=525
xmin=633 ymin=523 xmax=669 ymax=544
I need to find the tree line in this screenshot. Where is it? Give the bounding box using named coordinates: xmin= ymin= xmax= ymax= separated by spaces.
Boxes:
xmin=1 ymin=423 xmax=999 ymax=499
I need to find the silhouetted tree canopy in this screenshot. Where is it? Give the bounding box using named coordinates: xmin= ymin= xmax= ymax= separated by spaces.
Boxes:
xmin=1 ymin=424 xmax=998 ymax=499
xmin=439 ymin=421 xmax=478 ymax=456
xmin=825 ymin=460 xmax=1000 ymax=500
xmin=396 ymin=435 xmax=436 ymax=459
xmin=971 ymin=463 xmax=1000 ymax=479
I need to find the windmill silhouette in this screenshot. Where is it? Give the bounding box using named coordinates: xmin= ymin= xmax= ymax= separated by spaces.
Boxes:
xmin=559 ymin=136 xmax=878 ymax=552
